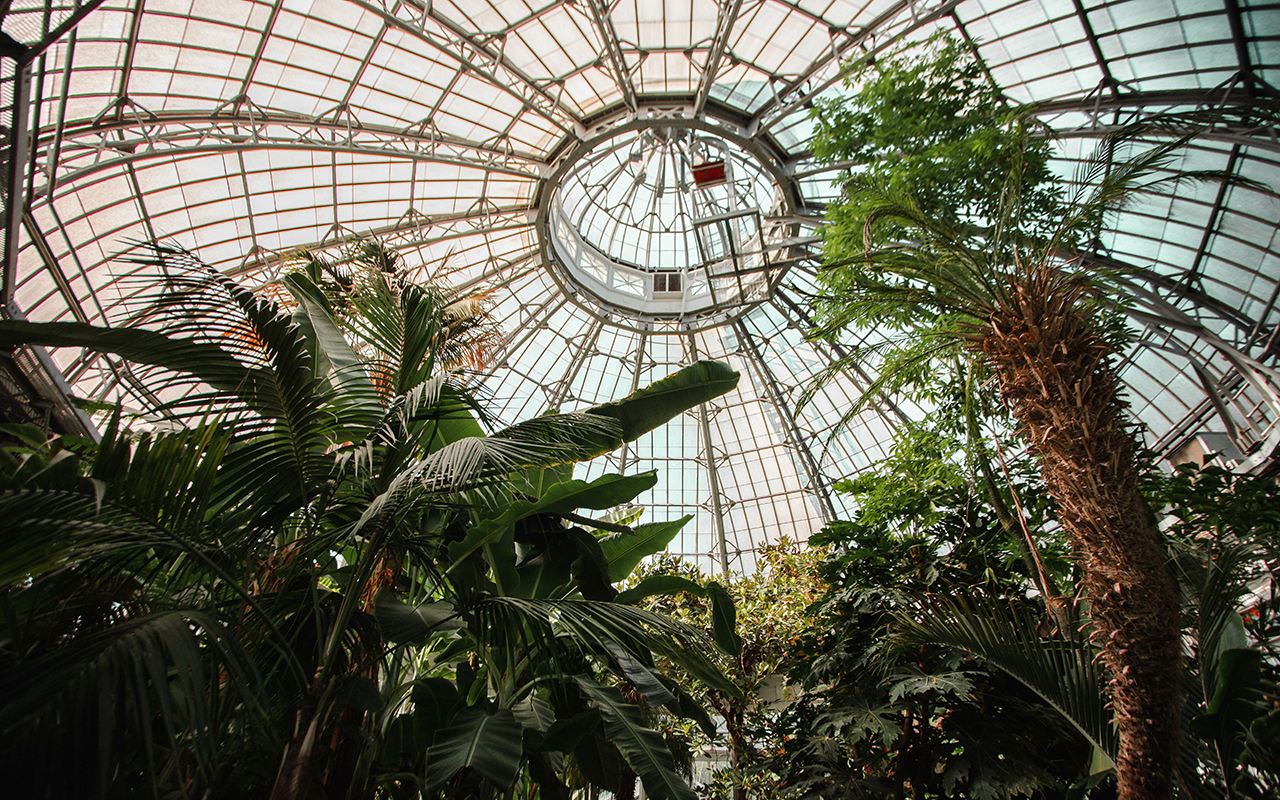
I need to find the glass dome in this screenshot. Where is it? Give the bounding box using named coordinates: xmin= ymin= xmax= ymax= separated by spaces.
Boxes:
xmin=2 ymin=0 xmax=1278 ymax=574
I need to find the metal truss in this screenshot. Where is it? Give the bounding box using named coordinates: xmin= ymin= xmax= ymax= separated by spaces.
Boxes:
xmin=1038 ymin=81 xmax=1280 ymax=153
xmin=6 ymin=0 xmax=111 ymax=65
xmin=686 ymin=332 xmax=732 ymax=575
xmin=748 ymin=0 xmax=962 ymax=137
xmin=229 ymin=203 xmax=536 ymax=275
xmin=36 ymin=100 xmax=547 ymax=198
xmin=732 ymin=318 xmax=836 ymax=520
xmin=693 ymin=0 xmax=746 ymax=118
xmin=349 ymin=0 xmax=581 ymax=134
xmin=583 ymin=0 xmax=638 ymax=112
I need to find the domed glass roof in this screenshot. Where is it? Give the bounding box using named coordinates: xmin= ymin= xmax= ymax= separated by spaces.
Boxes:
xmin=2 ymin=0 xmax=1278 ymax=574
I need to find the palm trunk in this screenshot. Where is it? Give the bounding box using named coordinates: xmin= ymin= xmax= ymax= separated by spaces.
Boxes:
xmin=976 ymin=271 xmax=1181 ymax=800
xmin=272 ymin=696 xmax=325 ymax=800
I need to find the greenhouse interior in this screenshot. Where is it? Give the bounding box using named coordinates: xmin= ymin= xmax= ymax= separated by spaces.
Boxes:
xmin=1 ymin=0 xmax=1278 ymax=798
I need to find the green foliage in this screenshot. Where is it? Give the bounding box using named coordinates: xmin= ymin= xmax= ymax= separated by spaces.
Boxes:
xmin=811 ymin=33 xmax=1060 ymax=262
xmin=744 ymin=408 xmax=1091 ymax=799
xmin=0 ymin=241 xmax=741 ymax=800
xmin=626 ymin=541 xmax=829 ymax=799
xmin=1153 ymin=463 xmax=1280 ymax=798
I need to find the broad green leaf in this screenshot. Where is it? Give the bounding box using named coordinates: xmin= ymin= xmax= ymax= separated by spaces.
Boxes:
xmin=586 ymin=360 xmax=739 ymax=444
xmin=600 ymin=516 xmax=692 ymax=582
xmin=537 ymin=710 xmax=601 ymax=754
xmin=282 ymin=272 xmax=382 ymax=427
xmin=887 ymin=670 xmax=977 ymax=701
xmin=451 ymin=472 xmax=658 ymax=566
xmin=597 ymin=505 xmax=645 ymax=527
xmin=602 ymin=639 xmax=676 ymax=707
xmin=706 ymin=581 xmax=742 ymax=656
xmin=575 ymin=676 xmax=697 ymax=800
xmin=539 ymin=472 xmax=659 ymax=514
xmin=511 ymin=693 xmax=556 ymax=733
xmin=411 ymin=677 xmax=460 ymax=744
xmin=424 ymin=706 xmax=524 ymax=791
xmin=615 ymin=575 xmax=704 ymax=606
xmin=514 ymin=536 xmax=578 ymax=600
xmin=568 ymin=527 xmax=617 ymax=601
xmin=572 ymin=728 xmax=624 ymax=793
xmin=282 ymin=273 xmax=368 ymax=387
xmin=374 ymin=594 xmax=464 ymax=645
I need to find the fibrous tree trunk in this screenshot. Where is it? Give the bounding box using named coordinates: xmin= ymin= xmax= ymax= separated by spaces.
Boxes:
xmin=974 ymin=268 xmax=1181 ymax=800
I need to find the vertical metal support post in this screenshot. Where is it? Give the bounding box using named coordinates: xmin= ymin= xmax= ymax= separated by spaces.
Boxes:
xmin=687 ymin=333 xmax=731 ymax=575
xmin=733 ymin=319 xmax=836 ymax=522
xmin=615 ymin=328 xmax=648 ymax=470
xmin=3 ymin=57 xmax=32 ymax=315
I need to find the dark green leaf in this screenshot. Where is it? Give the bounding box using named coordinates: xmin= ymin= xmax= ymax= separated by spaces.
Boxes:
xmin=424 ymin=706 xmax=524 ymax=791
xmin=374 ymin=594 xmax=464 ymax=645
xmin=706 ymin=581 xmax=742 ymax=656
xmin=587 ymin=361 xmax=740 ymax=444
xmin=600 ymin=516 xmax=691 ymax=582
xmin=575 ymin=676 xmax=697 ymax=800
xmin=615 ymin=574 xmax=705 ymax=606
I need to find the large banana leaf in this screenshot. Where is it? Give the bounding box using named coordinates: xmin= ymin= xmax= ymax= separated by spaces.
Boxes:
xmin=373 ymin=595 xmax=465 ymax=645
xmin=586 ymin=360 xmax=739 ymax=444
xmin=282 ymin=271 xmax=382 ymax=432
xmin=493 ymin=360 xmax=739 ymax=460
xmin=423 ymin=706 xmax=524 ymax=791
xmin=896 ymin=593 xmax=1118 ymax=764
xmin=575 ymin=676 xmax=698 ymax=800
xmin=448 ymin=472 xmax=660 ymax=565
xmin=599 ymin=516 xmax=691 ymax=582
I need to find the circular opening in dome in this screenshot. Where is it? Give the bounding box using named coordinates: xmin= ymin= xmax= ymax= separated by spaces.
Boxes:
xmin=538 ymin=119 xmax=796 ymax=330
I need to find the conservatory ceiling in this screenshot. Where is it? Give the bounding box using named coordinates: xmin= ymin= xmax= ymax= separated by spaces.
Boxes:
xmin=2 ymin=0 xmax=1279 ymax=573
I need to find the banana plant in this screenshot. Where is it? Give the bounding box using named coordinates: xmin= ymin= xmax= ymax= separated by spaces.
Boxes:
xmin=0 ymin=242 xmax=742 ymax=800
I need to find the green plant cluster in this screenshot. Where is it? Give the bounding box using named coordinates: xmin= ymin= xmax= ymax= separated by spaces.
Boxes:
xmin=0 ymin=243 xmax=743 ymax=800
xmin=810 ymin=33 xmax=1062 ymax=265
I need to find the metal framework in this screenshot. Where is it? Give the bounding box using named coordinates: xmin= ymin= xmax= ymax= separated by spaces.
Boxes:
xmin=1 ymin=0 xmax=1278 ymax=571
xmin=42 ymin=105 xmax=547 ymax=196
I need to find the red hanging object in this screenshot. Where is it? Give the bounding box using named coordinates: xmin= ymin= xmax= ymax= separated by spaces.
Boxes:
xmin=691 ymin=160 xmax=726 ymax=187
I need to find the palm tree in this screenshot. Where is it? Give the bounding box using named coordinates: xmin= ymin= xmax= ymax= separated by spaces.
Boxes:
xmin=899 ymin=461 xmax=1280 ymax=798
xmin=810 ymin=138 xmax=1212 ymax=800
xmin=0 ymin=242 xmax=742 ymax=799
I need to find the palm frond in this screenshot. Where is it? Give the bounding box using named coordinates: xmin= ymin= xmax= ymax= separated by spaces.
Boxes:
xmin=0 ymin=609 xmax=266 ymax=798
xmin=896 ymin=593 xmax=1118 ymax=763
xmin=482 ymin=597 xmax=740 ymax=698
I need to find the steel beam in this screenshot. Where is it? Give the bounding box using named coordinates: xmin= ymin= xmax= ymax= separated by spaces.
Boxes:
xmin=585 ymin=0 xmax=637 ymax=112
xmin=615 ymin=329 xmax=649 ymax=471
xmin=770 ymin=286 xmax=911 ymax=425
xmin=1184 ymin=144 xmax=1241 ymax=291
xmin=16 ymin=0 xmax=110 ymax=64
xmin=732 ymin=319 xmax=835 ymax=520
xmin=545 ymin=317 xmax=603 ymax=409
xmin=693 ymin=0 xmax=745 ymax=118
xmin=1069 ymin=0 xmax=1118 ymax=96
xmin=749 ymin=0 xmax=962 ymax=137
xmin=38 ymin=107 xmax=548 ymax=197
xmin=349 ymin=0 xmax=580 ymax=133
xmin=482 ymin=293 xmax=566 ymax=381
xmin=3 ymin=58 xmax=32 ymax=312
xmin=686 ymin=333 xmax=731 ymax=575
